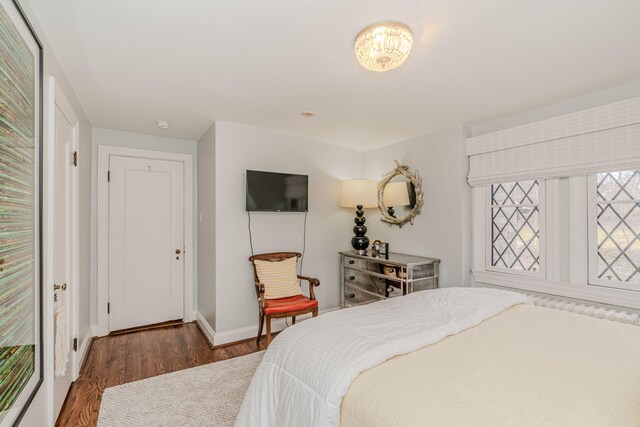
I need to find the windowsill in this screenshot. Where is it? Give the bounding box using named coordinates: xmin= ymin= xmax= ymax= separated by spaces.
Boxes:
xmin=473 ymin=270 xmax=640 ymax=310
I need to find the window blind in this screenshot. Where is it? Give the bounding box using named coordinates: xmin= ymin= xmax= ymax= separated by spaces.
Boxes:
xmin=466 ymin=96 xmax=640 ymax=186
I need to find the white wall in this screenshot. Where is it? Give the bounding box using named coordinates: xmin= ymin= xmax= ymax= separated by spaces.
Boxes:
xmin=197 ymin=124 xmax=216 ymax=328
xmin=17 ymin=1 xmax=93 ymax=426
xmin=90 ymin=128 xmax=198 ymax=326
xmin=471 ymin=79 xmax=640 ymax=136
xmin=362 ymin=125 xmax=471 ymax=287
xmin=210 ymin=121 xmax=362 ymax=335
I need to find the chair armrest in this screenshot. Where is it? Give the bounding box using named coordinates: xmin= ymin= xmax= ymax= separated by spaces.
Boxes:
xmin=298 ymin=275 xmax=320 ymax=286
xmin=298 ymin=275 xmax=320 ymax=300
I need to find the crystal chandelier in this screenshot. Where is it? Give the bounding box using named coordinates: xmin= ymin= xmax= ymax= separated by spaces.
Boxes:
xmin=354 ymin=22 xmax=413 ymax=72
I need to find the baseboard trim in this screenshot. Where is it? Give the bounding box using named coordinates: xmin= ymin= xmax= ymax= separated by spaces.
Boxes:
xmin=213 ymin=324 xmax=269 ymax=347
xmin=213 ymin=306 xmax=341 ymax=347
xmin=77 ymin=328 xmax=93 ymax=372
xmin=196 ymin=312 xmax=216 ymax=348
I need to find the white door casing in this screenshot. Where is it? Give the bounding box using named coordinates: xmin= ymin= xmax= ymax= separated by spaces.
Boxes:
xmin=96 ymin=146 xmax=194 ymax=337
xmin=50 ymin=78 xmax=80 ymax=420
xmin=108 ymin=156 xmax=184 ymax=331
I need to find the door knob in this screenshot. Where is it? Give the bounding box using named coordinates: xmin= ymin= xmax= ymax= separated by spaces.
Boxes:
xmin=175 ymin=249 xmax=181 ymax=254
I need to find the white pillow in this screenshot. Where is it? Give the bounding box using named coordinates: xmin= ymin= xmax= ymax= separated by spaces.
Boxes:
xmin=254 ymin=256 xmax=303 ymax=300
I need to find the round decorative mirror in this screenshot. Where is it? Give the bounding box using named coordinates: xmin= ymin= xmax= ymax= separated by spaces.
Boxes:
xmin=378 ymin=161 xmax=424 ymax=227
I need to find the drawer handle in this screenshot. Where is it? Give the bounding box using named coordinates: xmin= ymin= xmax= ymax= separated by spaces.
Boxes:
xmin=348 ymin=260 xmax=355 ymax=264
xmin=348 ymin=293 xmax=355 ymax=298
xmin=348 ymin=276 xmax=355 ymax=281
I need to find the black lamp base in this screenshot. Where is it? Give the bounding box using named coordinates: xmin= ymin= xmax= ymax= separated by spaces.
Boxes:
xmin=387 ymin=206 xmax=396 ymax=218
xmin=351 ymin=240 xmax=369 ymax=255
xmin=351 ymin=205 xmax=369 ymax=254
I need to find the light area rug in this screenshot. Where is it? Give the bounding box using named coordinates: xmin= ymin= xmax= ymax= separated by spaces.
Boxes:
xmin=98 ymin=351 xmax=264 ymax=427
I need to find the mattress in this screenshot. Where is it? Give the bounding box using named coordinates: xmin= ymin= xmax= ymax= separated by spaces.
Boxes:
xmin=341 ymin=304 xmax=640 ymax=426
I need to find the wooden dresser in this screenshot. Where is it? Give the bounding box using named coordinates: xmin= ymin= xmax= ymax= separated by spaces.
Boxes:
xmin=340 ymin=251 xmax=440 ymax=308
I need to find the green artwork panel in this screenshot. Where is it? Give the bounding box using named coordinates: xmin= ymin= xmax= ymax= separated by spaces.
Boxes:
xmin=0 ymin=2 xmax=37 ymax=423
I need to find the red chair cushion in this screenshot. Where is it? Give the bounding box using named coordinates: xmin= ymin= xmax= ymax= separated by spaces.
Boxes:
xmin=264 ymin=295 xmax=318 ymax=315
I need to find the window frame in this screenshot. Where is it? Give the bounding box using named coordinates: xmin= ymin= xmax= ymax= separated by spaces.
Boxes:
xmin=485 ymin=180 xmax=546 ymax=279
xmin=587 ymin=171 xmax=640 ymax=291
xmin=472 ymin=176 xmax=640 ymax=310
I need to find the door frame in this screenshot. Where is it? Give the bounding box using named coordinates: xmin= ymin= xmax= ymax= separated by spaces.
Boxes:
xmin=97 ymin=145 xmax=194 ymax=336
xmin=46 ymin=76 xmax=81 ymax=420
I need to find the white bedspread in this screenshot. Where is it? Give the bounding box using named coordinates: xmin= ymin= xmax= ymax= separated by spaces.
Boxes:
xmin=234 ymin=287 xmax=530 ymax=427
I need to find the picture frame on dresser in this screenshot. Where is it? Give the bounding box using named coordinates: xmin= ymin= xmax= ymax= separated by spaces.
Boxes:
xmin=379 ymin=242 xmax=389 ymax=256
xmin=0 ymin=1 xmax=44 ymax=425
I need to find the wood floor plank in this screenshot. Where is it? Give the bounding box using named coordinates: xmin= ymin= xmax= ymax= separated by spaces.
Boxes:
xmin=55 ymin=322 xmax=268 ymax=426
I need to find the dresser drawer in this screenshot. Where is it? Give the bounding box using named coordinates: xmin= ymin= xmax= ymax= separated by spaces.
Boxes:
xmin=343 ymin=257 xmax=402 ymax=279
xmin=342 ymin=256 xmax=368 ymax=270
xmin=412 ymin=277 xmax=438 ymax=292
xmin=343 ymin=268 xmax=405 ymax=300
xmin=343 ymin=268 xmax=386 ymax=295
xmin=344 ymin=283 xmax=385 ymax=307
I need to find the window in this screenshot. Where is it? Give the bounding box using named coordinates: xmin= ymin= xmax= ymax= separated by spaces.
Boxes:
xmin=489 ymin=180 xmax=542 ymax=274
xmin=467 ymin=93 xmax=640 ymax=307
xmin=472 ymin=173 xmax=640 ymax=308
xmin=590 ymin=170 xmax=640 ymax=290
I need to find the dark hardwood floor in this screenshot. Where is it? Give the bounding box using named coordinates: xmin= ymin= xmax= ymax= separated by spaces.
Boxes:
xmin=56 ymin=322 xmax=268 ymax=426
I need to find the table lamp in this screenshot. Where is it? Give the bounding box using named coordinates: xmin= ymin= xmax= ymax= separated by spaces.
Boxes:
xmin=340 ymin=180 xmax=378 ymax=254
xmin=383 ymin=181 xmax=410 ymax=218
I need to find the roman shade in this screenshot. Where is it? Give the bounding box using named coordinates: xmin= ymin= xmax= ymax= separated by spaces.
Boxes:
xmin=466 ymin=96 xmax=640 ymax=186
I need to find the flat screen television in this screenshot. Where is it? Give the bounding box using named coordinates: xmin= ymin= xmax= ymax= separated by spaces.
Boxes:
xmin=246 ymin=170 xmax=309 ymax=212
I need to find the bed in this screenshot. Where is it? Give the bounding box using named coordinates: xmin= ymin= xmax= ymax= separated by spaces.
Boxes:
xmin=235 ymin=288 xmax=640 ymax=426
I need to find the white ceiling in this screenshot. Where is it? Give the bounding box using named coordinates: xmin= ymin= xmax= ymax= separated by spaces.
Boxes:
xmin=27 ymin=0 xmax=640 ymax=151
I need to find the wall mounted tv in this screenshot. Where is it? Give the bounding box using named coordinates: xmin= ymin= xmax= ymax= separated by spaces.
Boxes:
xmin=246 ymin=170 xmax=309 ymax=212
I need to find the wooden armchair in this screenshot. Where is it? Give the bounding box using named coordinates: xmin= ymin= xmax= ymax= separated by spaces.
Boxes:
xmin=249 ymin=252 xmax=320 ymax=346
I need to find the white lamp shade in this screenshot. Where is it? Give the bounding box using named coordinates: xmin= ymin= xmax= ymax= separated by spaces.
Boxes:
xmin=340 ymin=179 xmax=378 ymax=208
xmin=383 ymin=182 xmax=410 ymax=207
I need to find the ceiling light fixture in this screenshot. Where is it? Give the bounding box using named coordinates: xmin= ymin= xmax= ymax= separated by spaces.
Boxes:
xmin=354 ymin=22 xmax=413 ymax=72
xmin=156 ymin=120 xmax=170 ymax=129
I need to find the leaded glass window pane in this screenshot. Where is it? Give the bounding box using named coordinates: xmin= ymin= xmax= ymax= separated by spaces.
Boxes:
xmin=491 ymin=180 xmax=540 ymax=272
xmin=596 ymin=170 xmax=640 ymax=285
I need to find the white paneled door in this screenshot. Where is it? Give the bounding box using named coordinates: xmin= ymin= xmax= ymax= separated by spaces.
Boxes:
xmin=108 ymin=156 xmax=184 ymax=331
xmin=52 ymin=103 xmax=77 ymax=418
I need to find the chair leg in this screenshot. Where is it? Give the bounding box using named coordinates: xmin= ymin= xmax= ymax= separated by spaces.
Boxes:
xmin=312 ymin=308 xmax=318 ymax=317
xmin=266 ymin=315 xmax=272 ymax=347
xmin=292 ymin=316 xmax=296 ymax=325
xmin=256 ymin=314 xmax=264 ymax=344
